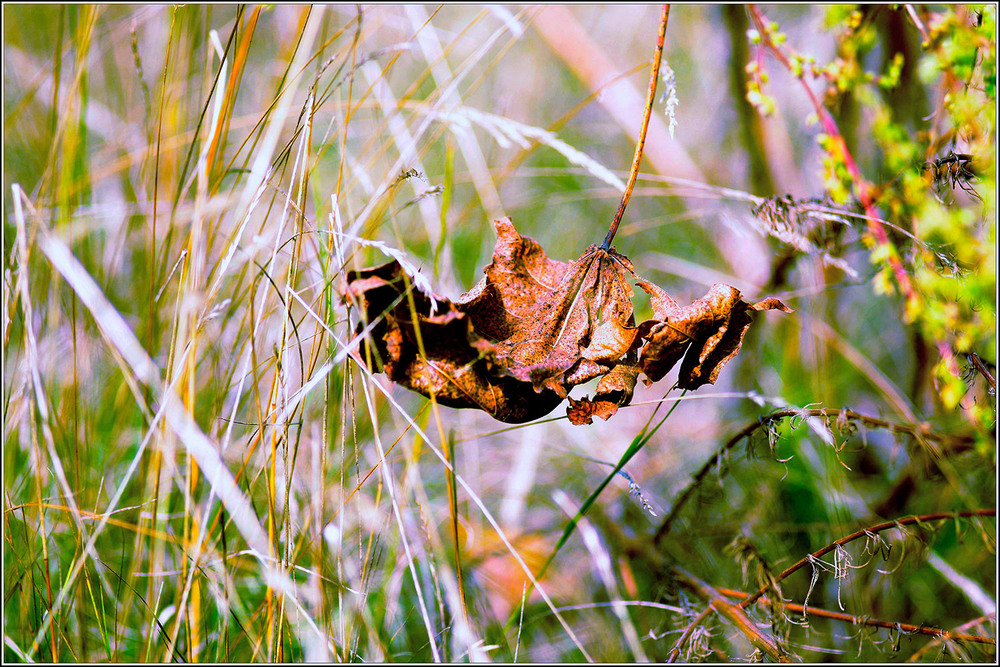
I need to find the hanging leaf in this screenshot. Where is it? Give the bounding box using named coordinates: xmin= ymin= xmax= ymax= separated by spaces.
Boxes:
xmin=341 ymin=217 xmax=790 ymax=424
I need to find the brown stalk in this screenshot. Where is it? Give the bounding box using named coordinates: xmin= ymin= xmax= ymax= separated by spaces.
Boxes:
xmin=601 ymin=4 xmax=670 ymax=250
xmin=672 ymin=566 xmax=791 ymax=662
xmin=968 ymin=352 xmax=997 ymax=391
xmin=717 ymin=587 xmax=996 ymax=646
xmin=739 ymin=509 xmax=996 ymax=608
xmin=908 ymin=615 xmax=997 ymax=660
xmin=666 ymin=606 xmax=713 ymax=662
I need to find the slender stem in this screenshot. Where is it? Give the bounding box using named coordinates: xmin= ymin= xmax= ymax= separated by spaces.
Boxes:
xmin=747 ymin=5 xmax=917 ymax=303
xmin=903 ymin=4 xmax=931 ymax=43
xmin=739 ymin=508 xmax=996 ymax=608
xmin=666 ymin=606 xmax=714 ymax=663
xmin=968 ymin=352 xmax=997 ymax=390
xmin=602 ymin=4 xmax=670 ymax=250
xmin=909 ymin=615 xmax=997 ymax=660
xmin=718 ymin=588 xmax=996 ymax=646
xmin=672 ymin=567 xmax=790 ymax=662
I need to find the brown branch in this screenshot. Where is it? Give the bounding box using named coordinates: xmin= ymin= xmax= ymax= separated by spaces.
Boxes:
xmin=666 ymin=606 xmax=714 ymax=663
xmin=969 ymin=352 xmax=997 ymax=391
xmin=655 ymin=407 xmax=976 ymax=542
xmin=602 ymin=4 xmax=670 ymax=250
xmin=739 ymin=509 xmax=996 ymax=608
xmin=718 ymin=587 xmax=996 ymax=646
xmin=907 ymin=614 xmax=997 ymax=661
xmin=672 ymin=566 xmax=791 ymax=662
xmin=746 ymin=5 xmax=918 ymax=306
xmin=603 ymin=507 xmax=995 ymax=658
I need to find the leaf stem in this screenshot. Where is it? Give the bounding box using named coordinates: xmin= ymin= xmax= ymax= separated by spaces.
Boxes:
xmin=601 ymin=4 xmax=670 ymax=251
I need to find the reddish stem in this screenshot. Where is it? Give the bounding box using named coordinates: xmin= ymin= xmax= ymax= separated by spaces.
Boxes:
xmin=673 ymin=567 xmax=790 ymax=662
xmin=719 ymin=588 xmax=996 ymax=646
xmin=968 ymin=351 xmax=997 ymax=390
xmin=747 ymin=5 xmax=917 ymax=305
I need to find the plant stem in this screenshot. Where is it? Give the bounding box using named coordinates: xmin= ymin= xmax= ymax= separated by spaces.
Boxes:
xmin=739 ymin=508 xmax=996 ymax=608
xmin=672 ymin=566 xmax=790 ymax=662
xmin=747 ymin=5 xmax=917 ymax=306
xmin=718 ymin=587 xmax=996 ymax=645
xmin=601 ymin=4 xmax=670 ymax=250
xmin=666 ymin=606 xmax=713 ymax=663
xmin=968 ymin=352 xmax=997 ymax=390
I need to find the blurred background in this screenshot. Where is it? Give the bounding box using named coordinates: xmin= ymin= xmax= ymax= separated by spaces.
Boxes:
xmin=4 ymin=4 xmax=995 ymax=662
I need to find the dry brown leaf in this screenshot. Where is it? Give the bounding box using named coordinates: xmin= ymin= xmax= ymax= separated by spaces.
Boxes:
xmin=341 ymin=217 xmax=790 ymax=424
xmin=341 ymin=260 xmax=563 ymax=423
xmin=459 ymin=218 xmax=639 ymax=396
xmin=566 ymin=359 xmax=640 ymax=425
xmin=637 ymin=282 xmax=792 ymax=390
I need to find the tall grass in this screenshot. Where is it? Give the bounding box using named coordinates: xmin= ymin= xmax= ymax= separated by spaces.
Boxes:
xmin=4 ymin=5 xmax=995 ymax=662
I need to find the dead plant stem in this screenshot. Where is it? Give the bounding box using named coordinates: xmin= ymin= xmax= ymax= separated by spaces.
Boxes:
xmin=602 ymin=4 xmax=670 ymax=250
xmin=747 ymin=5 xmax=917 ymax=306
xmin=666 ymin=606 xmax=713 ymax=662
xmin=672 ymin=566 xmax=790 ymax=662
xmin=739 ymin=509 xmax=996 ymax=608
xmin=969 ymin=352 xmax=997 ymax=390
xmin=718 ymin=587 xmax=996 ymax=646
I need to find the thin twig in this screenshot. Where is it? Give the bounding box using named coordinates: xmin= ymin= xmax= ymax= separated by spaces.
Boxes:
xmin=907 ymin=614 xmax=997 ymax=661
xmin=739 ymin=509 xmax=996 ymax=608
xmin=666 ymin=606 xmax=714 ymax=662
xmin=968 ymin=352 xmax=997 ymax=391
xmin=672 ymin=566 xmax=791 ymax=662
xmin=717 ymin=587 xmax=996 ymax=646
xmin=655 ymin=408 xmax=976 ymax=541
xmin=602 ymin=4 xmax=670 ymax=250
xmin=903 ymin=4 xmax=931 ymax=44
